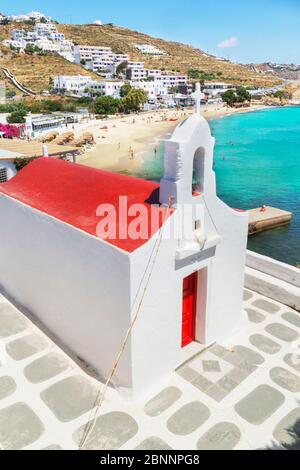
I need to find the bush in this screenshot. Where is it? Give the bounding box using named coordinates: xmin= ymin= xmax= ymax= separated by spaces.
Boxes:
xmin=0 ymin=123 xmax=21 ymax=138
xmin=188 ymin=69 xmax=216 ymax=81
xmin=7 ymin=110 xmax=27 ymax=124
xmin=6 ymin=90 xmax=16 ymax=99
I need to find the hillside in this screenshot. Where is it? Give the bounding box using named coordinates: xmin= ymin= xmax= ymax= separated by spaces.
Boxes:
xmin=60 ymin=23 xmax=280 ymax=87
xmin=0 ymin=48 xmax=97 ymax=93
xmin=0 ymin=21 xmax=281 ymax=93
xmin=248 ymin=62 xmax=300 ymax=81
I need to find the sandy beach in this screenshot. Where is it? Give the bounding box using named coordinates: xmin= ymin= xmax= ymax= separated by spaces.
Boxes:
xmin=72 ymin=103 xmax=268 ymax=172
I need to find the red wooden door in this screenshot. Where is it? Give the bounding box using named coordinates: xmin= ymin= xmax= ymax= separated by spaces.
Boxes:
xmin=182 ymin=272 xmax=197 ymax=348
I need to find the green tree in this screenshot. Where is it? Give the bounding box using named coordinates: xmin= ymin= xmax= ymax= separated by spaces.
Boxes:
xmin=236 ymin=86 xmax=251 ymax=102
xmin=93 ymin=95 xmax=120 ymax=115
xmin=221 ymin=89 xmax=238 ymax=107
xmin=116 ymin=61 xmax=128 ymax=77
xmin=121 ymin=88 xmax=148 ymax=113
xmin=272 ymin=90 xmax=291 ymax=101
xmin=222 ymin=87 xmax=251 ymax=107
xmin=120 ymin=83 xmax=132 ymax=97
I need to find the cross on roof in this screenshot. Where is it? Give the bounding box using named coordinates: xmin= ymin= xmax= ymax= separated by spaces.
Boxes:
xmin=191 ymin=82 xmax=205 ymax=114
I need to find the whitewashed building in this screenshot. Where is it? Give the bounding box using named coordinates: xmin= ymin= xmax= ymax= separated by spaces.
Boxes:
xmin=0 ymin=150 xmax=22 ymax=181
xmin=126 ymin=63 xmax=147 ymax=80
xmin=203 ymin=82 xmax=233 ymax=98
xmin=132 ymin=80 xmax=169 ymax=101
xmin=73 ymin=45 xmax=113 ymax=63
xmin=156 ymin=74 xmax=188 ymax=88
xmin=0 ymin=89 xmax=248 ymax=399
xmin=53 ymin=75 xmax=93 ymax=94
xmin=88 ymin=80 xmax=125 ymax=98
xmin=135 ymin=44 xmax=166 ymax=55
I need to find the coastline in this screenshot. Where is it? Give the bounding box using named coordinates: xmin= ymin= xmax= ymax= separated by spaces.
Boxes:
xmin=76 ymin=103 xmax=270 ymax=172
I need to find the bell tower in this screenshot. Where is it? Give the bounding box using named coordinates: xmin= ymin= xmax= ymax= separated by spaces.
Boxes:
xmin=159 ymin=84 xmax=216 ymax=207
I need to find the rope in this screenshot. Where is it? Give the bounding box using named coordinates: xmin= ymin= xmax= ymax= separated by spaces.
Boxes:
xmin=78 ymin=199 xmax=172 ymax=450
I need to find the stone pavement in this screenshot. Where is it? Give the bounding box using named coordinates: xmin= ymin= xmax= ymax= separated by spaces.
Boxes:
xmin=0 ymin=289 xmax=299 ymax=450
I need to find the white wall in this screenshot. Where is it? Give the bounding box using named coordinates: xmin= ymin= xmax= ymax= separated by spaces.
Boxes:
xmin=246 ymin=250 xmax=300 ymax=288
xmin=0 ymin=161 xmax=17 ymax=180
xmin=0 ymin=194 xmax=133 ymax=392
xmin=245 ymin=251 xmax=300 ymax=311
xmin=129 ymin=213 xmax=182 ymax=399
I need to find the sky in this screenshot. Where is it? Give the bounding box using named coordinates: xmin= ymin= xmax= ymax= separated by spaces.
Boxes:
xmin=1 ymin=0 xmax=299 ymax=64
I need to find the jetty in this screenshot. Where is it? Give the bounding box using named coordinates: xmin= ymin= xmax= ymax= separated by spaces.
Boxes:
xmin=248 ymin=206 xmax=292 ymax=235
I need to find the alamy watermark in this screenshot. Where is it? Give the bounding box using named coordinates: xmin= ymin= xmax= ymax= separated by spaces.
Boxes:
xmin=95 ymin=197 xmax=204 ymax=242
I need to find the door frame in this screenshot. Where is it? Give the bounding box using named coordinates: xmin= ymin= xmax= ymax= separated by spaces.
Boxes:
xmin=181 ymin=271 xmax=198 ymax=348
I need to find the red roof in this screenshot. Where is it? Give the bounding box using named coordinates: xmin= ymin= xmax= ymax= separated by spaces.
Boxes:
xmin=0 ymin=158 xmax=170 ymax=253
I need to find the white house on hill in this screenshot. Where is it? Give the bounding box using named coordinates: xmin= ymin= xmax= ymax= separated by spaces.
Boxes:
xmin=0 ymin=95 xmax=248 ymax=399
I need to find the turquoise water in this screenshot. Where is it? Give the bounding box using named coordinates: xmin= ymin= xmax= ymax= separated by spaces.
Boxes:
xmin=126 ymin=107 xmax=300 ymax=266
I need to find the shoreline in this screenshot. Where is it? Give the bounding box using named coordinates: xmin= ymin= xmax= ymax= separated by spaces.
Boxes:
xmin=76 ymin=103 xmax=271 ymax=172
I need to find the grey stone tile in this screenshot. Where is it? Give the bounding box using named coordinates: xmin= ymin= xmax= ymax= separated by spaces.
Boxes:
xmin=265 ymin=323 xmax=299 ymax=343
xmin=205 ymin=384 xmax=228 ymax=402
xmin=217 ymin=375 xmax=239 ymax=393
xmin=246 ymin=308 xmax=266 ymax=324
xmin=252 ymin=299 xmax=280 ymax=314
xmin=0 ymin=376 xmax=16 ymax=400
xmin=232 ymin=345 xmax=264 ymax=366
xmin=227 ymin=367 xmax=251 ymax=383
xmin=167 ymin=401 xmax=210 ymax=436
xmin=273 ymin=407 xmax=300 ymax=450
xmin=243 ymin=290 xmax=253 ymax=301
xmin=223 ymin=350 xmax=243 ymax=366
xmin=177 ymin=365 xmax=199 ymax=383
xmin=192 ymin=374 xmax=214 ymax=393
xmin=42 ymin=444 xmax=63 ymax=450
xmin=250 ymin=334 xmax=281 ymax=354
xmin=6 ymin=334 xmax=48 ymax=361
xmin=41 ymin=375 xmax=99 ymax=422
xmin=177 ymin=365 xmax=213 ymax=392
xmin=0 ymin=402 xmax=44 ymax=450
xmin=197 ymin=422 xmax=241 ymax=450
xmin=282 ymin=312 xmax=300 ymax=329
xmin=73 ymin=412 xmax=138 ymax=450
xmin=135 ymin=436 xmax=172 ymax=450
xmin=284 ymin=353 xmax=300 ymax=373
xmin=144 ymin=387 xmax=182 ymax=417
xmin=270 ymin=367 xmax=300 ymax=393
xmin=238 ymin=361 xmax=258 ymax=374
xmin=0 ymin=303 xmax=28 ymax=338
xmin=24 ymin=353 xmax=69 ymax=384
xmin=210 ymin=344 xmax=228 ymax=359
xmin=202 ymin=360 xmax=221 ymax=373
xmin=234 ymin=385 xmax=285 ymax=425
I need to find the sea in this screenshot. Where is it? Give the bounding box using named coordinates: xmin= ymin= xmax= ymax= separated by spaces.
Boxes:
xmin=123 ymin=106 xmax=300 ymax=267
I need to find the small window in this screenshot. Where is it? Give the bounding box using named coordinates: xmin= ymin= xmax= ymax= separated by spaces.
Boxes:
xmin=0 ymin=168 xmax=8 ymax=183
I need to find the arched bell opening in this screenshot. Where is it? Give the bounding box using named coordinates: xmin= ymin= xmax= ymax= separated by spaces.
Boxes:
xmin=192 ymin=147 xmax=205 ymax=196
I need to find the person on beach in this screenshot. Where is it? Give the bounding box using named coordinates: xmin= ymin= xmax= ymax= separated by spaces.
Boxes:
xmin=154 ymin=147 xmax=157 ymax=159
xmin=129 ymin=146 xmax=134 ymax=160
xmin=118 ymin=142 xmax=121 ymax=150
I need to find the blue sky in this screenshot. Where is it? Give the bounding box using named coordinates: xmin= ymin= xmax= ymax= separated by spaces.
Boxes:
xmin=1 ymin=0 xmax=299 ymax=64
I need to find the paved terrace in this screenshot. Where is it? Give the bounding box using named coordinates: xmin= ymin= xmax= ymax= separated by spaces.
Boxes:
xmin=0 ymin=289 xmax=299 ymax=450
